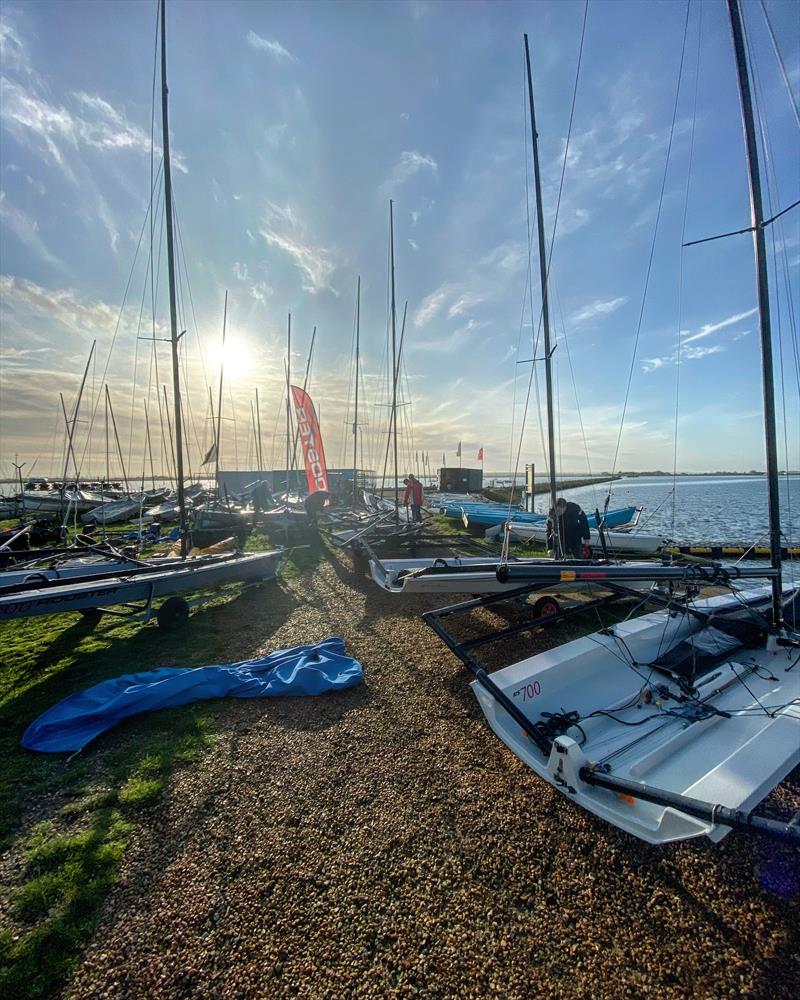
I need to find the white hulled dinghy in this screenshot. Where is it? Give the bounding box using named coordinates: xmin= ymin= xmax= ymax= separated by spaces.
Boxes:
xmin=465 ymin=587 xmax=799 ymax=843
xmin=422 ymin=6 xmax=800 ymax=845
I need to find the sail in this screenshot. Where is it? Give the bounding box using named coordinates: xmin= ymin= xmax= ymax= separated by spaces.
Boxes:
xmin=290 ymin=385 xmax=329 ymax=494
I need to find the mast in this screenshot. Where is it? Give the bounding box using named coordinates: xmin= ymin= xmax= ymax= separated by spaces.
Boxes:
xmin=353 ymin=275 xmax=360 ymax=510
xmin=106 ymin=385 xmax=131 ymax=495
xmin=727 ymin=0 xmax=782 ymax=625
xmin=524 ymin=34 xmax=559 ymax=552
xmin=290 ymin=326 xmax=317 ymax=470
xmin=104 ymin=386 xmax=110 ymax=489
xmin=160 ymin=0 xmax=187 ymax=557
xmin=255 ymin=387 xmax=263 ymax=470
xmin=389 ymin=201 xmax=399 ymax=516
xmin=286 ymin=312 xmax=291 ymax=494
xmin=214 ymin=290 xmax=228 ymax=490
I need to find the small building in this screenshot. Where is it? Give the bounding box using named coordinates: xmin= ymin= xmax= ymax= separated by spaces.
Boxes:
xmin=439 ymin=467 xmax=483 ymax=492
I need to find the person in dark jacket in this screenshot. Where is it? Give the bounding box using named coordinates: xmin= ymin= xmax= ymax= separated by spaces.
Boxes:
xmin=402 ymin=475 xmax=424 ymax=522
xmin=546 ymin=497 xmax=590 ymax=559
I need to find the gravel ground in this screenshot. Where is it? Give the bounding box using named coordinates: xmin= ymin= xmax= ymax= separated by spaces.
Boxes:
xmin=66 ymin=546 xmax=799 ymax=999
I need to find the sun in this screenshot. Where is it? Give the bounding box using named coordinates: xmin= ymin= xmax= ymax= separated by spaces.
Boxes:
xmin=208 ymin=337 xmax=252 ymax=380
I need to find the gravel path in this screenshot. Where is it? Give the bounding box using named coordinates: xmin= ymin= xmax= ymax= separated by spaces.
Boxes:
xmin=68 ymin=549 xmax=799 ymax=999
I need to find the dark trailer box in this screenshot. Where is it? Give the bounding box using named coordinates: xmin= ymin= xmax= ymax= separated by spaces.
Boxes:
xmin=439 ymin=467 xmax=483 ymax=492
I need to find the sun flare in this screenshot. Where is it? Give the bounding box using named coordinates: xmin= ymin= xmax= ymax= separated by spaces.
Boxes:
xmin=208 ymin=338 xmax=252 ymax=381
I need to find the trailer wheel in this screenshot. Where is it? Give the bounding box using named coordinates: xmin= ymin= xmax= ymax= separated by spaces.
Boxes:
xmin=157 ymin=596 xmax=189 ymax=630
xmin=79 ymin=607 xmax=103 ymax=627
xmin=532 ymin=596 xmax=561 ymax=620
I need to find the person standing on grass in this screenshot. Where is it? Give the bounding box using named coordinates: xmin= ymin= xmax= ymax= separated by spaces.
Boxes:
xmin=547 ymin=496 xmax=590 ymax=559
xmin=402 ymin=474 xmax=424 ymax=523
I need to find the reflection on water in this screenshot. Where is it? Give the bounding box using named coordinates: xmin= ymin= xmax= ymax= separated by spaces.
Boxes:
xmin=543 ymin=475 xmax=799 ymax=545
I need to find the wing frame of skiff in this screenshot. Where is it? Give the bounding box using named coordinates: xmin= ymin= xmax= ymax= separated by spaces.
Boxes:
xmin=425 ymin=585 xmax=800 ymax=844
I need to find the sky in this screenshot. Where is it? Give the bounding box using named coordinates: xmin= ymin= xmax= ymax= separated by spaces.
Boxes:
xmin=0 ymin=0 xmax=798 ymax=483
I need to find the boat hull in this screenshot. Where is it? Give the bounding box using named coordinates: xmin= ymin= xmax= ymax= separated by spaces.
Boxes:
xmin=0 ymin=551 xmax=283 ymax=621
xmin=504 ymin=522 xmax=667 ymax=556
xmin=470 ymin=587 xmax=800 ymax=843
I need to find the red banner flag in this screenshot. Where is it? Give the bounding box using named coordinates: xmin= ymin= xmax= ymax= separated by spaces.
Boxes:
xmin=477 ymin=447 xmax=484 ymax=461
xmin=290 ymin=385 xmax=329 ymax=494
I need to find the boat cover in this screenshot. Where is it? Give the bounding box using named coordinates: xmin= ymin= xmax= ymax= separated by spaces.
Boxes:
xmin=22 ymin=636 xmax=363 ymax=753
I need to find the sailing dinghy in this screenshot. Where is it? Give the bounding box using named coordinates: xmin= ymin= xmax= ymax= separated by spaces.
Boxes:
xmin=464 ymin=587 xmax=799 ymax=843
xmin=0 ymin=551 xmax=283 ymax=627
xmin=424 ymin=7 xmax=800 ymax=844
xmin=502 ymin=520 xmax=669 ymax=557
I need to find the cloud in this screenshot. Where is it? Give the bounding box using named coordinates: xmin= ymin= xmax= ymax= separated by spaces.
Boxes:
xmin=411 ymin=319 xmax=483 ymax=353
xmin=381 ymin=150 xmax=438 ymax=194
xmin=413 ymin=284 xmax=452 ymax=327
xmin=497 ymin=344 xmax=517 ymax=366
xmin=448 ymin=292 xmax=487 ymax=319
xmin=408 ymin=238 xmax=419 ymax=252
xmin=641 ymin=308 xmax=758 ymax=373
xmin=249 ymin=281 xmax=273 ymax=303
xmin=259 ymin=201 xmax=336 ymax=294
xmin=682 ymin=307 xmax=757 ymax=344
xmin=0 ymin=16 xmax=27 ymax=75
xmin=642 ymin=343 xmax=725 ymax=373
xmin=480 ymin=241 xmax=526 ymax=274
xmin=0 ymin=274 xmax=125 ymax=336
xmin=0 ymin=77 xmax=188 ymax=174
xmin=233 ymin=261 xmax=249 ymax=281
xmin=247 ymin=30 xmax=295 ymax=62
xmin=0 ymin=191 xmax=63 ymax=268
xmin=571 ymin=296 xmax=628 ymax=324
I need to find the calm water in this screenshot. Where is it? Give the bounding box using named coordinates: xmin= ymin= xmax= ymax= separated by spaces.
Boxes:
xmin=544 ymin=475 xmax=800 ymax=547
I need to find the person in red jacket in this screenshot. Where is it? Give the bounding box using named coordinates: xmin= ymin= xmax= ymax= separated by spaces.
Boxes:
xmin=402 ymin=475 xmax=424 ymax=522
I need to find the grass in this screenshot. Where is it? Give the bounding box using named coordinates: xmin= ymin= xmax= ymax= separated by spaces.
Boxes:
xmin=0 ymin=546 xmax=285 ymax=999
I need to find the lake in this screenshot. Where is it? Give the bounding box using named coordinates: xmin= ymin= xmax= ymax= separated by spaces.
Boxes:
xmin=546 ymin=475 xmax=800 ymax=548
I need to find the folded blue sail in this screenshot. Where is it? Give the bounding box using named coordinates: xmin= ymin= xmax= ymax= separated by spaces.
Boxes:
xmin=438 ymin=503 xmax=637 ymax=530
xmin=22 ymin=637 xmax=363 ymax=753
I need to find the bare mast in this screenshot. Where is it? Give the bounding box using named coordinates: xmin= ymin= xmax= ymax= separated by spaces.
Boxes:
xmin=214 ymin=290 xmax=228 ymax=490
xmin=160 ymin=0 xmax=188 ymax=557
xmin=524 ymin=34 xmax=560 ymax=553
xmin=389 ymin=202 xmax=399 ymax=517
xmin=727 ymin=0 xmax=782 ymax=624
xmin=353 ymin=275 xmax=360 ymax=510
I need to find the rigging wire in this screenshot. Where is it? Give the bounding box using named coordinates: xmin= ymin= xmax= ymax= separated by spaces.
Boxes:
xmin=758 ymin=0 xmax=800 ymax=131
xmin=608 ymin=0 xmax=692 ymax=488
xmin=554 ymin=284 xmax=597 ymax=508
xmin=745 ymin=7 xmax=800 ymax=552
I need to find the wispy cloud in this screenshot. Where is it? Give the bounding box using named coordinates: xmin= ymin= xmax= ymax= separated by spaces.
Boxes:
xmin=247 ymin=30 xmax=295 ymax=62
xmin=0 ymin=274 xmax=124 ymax=335
xmin=448 ymin=292 xmax=487 ymax=319
xmin=0 ymin=191 xmax=63 ymax=269
xmin=259 ymin=201 xmax=336 ymax=294
xmin=411 ymin=319 xmax=484 ymax=353
xmin=571 ymin=296 xmax=627 ymax=324
xmin=413 ymin=283 xmax=452 ymax=327
xmin=497 ymin=344 xmax=517 ymax=366
xmin=682 ymin=307 xmax=757 ymax=344
xmin=381 ymin=150 xmax=438 ymax=194
xmin=642 ymin=343 xmax=725 ymax=373
xmin=642 ymin=307 xmax=758 ymax=373
xmin=0 ymin=16 xmax=28 ymax=75
xmin=0 ymin=78 xmax=187 ymax=174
